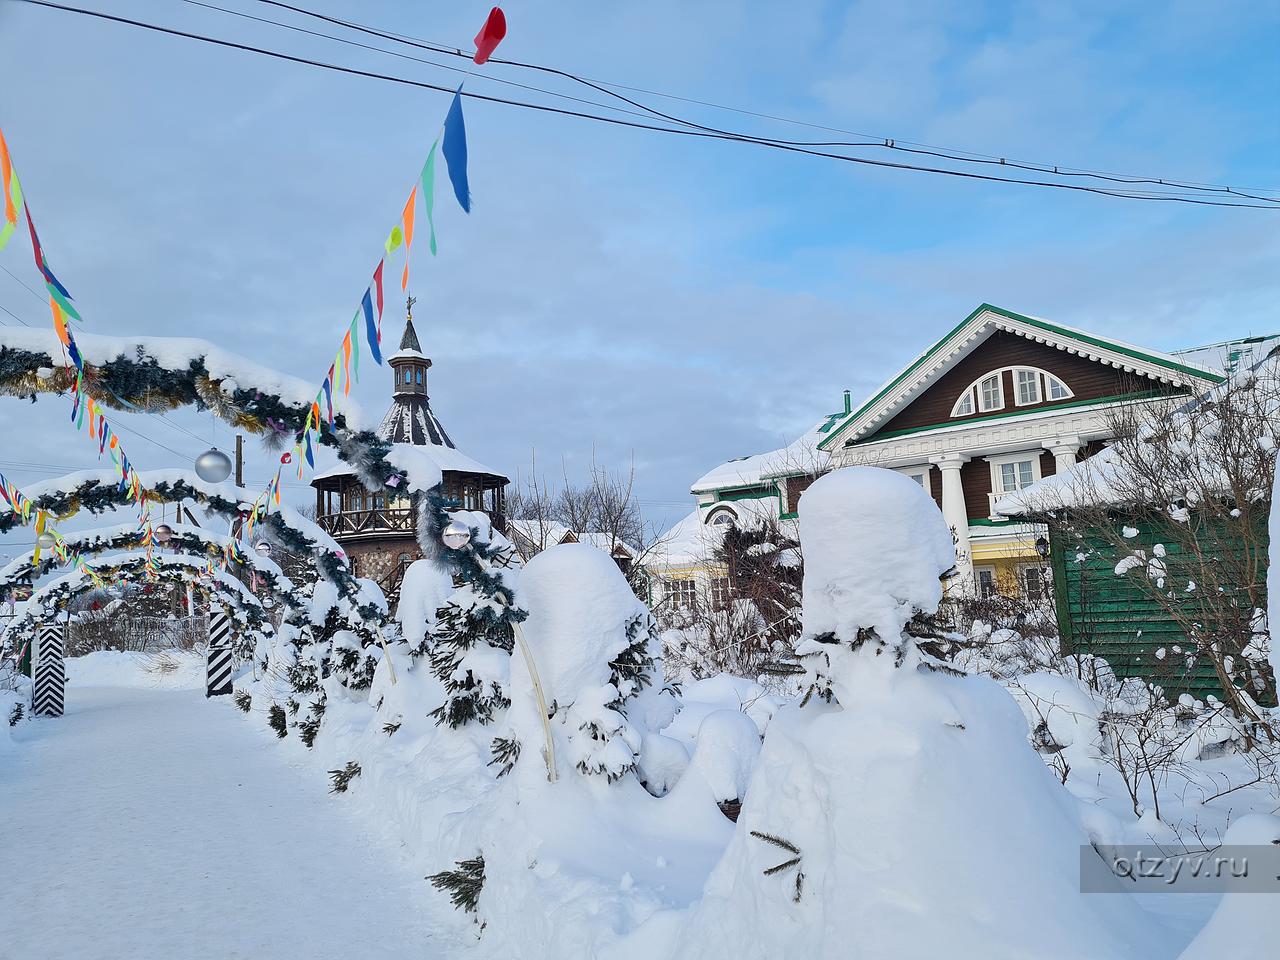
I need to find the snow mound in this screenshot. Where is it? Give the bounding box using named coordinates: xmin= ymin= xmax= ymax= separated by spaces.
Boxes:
xmin=396 ymin=558 xmax=454 ymax=648
xmin=516 ymin=542 xmax=647 ymax=706
xmin=799 ymin=466 xmax=954 ymax=643
xmin=1177 ymin=813 xmax=1280 ymax=959
xmin=682 ymin=709 xmax=761 ymax=803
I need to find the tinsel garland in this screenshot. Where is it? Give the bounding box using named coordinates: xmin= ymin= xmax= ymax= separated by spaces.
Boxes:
xmin=1 ymin=555 xmax=270 ymax=658
xmin=0 ymin=526 xmax=304 ymax=614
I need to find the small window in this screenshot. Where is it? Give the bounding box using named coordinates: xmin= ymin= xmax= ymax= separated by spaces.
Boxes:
xmin=416 ymin=369 xmax=423 ymax=384
xmin=979 ymin=375 xmax=1003 ymax=412
xmin=709 ymin=577 xmax=732 ymax=610
xmin=666 ymin=579 xmax=697 ymax=609
xmin=1047 ymin=375 xmax=1072 ymax=400
xmin=975 ymin=567 xmax=996 ymax=598
xmin=998 ymin=459 xmax=1035 ymax=492
xmin=952 ymin=392 xmax=975 ymax=417
xmin=707 ymin=508 xmax=737 ymax=527
xmin=1021 ymin=566 xmax=1046 ymax=601
xmin=908 ymin=473 xmax=925 ymax=487
xmin=1015 ymin=369 xmax=1041 ymax=406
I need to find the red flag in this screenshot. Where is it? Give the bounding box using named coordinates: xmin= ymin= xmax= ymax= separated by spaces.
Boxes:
xmin=473 ymin=7 xmax=507 ymax=64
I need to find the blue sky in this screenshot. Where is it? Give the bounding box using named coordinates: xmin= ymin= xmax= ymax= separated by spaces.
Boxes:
xmin=0 ymin=0 xmax=1276 ymax=555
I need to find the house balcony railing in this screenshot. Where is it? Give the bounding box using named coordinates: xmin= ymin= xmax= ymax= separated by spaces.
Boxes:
xmin=317 ymin=507 xmax=416 ymax=537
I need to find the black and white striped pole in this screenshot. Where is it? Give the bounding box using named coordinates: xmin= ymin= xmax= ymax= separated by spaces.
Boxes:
xmin=32 ymin=622 xmax=66 ymax=717
xmin=206 ymin=606 xmax=234 ymax=698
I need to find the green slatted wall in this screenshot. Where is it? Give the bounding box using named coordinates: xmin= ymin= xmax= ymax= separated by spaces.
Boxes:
xmin=1049 ymin=516 xmax=1269 ymax=702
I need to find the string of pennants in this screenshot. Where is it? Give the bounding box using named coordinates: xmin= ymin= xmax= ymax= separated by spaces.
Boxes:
xmin=238 ymin=6 xmax=507 ymax=552
xmin=0 ymin=127 xmax=157 ymax=570
xmin=0 ymin=5 xmax=508 ymax=581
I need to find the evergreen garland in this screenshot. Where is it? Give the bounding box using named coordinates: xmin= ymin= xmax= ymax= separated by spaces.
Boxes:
xmin=488 ymin=736 xmax=521 ymax=777
xmin=233 ymin=690 xmax=252 ymax=713
xmin=0 ymin=526 xmax=304 ymax=615
xmin=428 ymin=855 xmax=485 ymax=914
xmin=419 ymin=492 xmax=529 ymax=730
xmin=328 ymin=760 xmax=361 ymax=793
xmin=267 ymin=703 xmax=288 ymax=738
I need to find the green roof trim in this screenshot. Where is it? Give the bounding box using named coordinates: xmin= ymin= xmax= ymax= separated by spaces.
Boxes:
xmin=845 ymin=389 xmax=1173 ymax=446
xmin=817 ymin=303 xmax=1227 ymax=452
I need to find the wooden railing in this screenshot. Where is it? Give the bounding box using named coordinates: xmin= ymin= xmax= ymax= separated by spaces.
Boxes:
xmin=316 ymin=507 xmax=415 ymax=537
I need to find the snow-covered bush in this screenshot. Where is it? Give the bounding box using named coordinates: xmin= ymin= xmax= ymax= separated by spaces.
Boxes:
xmin=674 ymin=467 xmax=1167 ymax=960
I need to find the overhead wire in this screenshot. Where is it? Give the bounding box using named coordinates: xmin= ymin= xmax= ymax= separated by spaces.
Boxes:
xmin=248 ymin=0 xmax=1280 ymax=203
xmin=12 ymin=1 xmax=1278 ymax=209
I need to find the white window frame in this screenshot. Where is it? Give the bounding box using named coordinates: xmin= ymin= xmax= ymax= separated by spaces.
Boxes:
xmin=951 ymin=366 xmax=1074 ymax=418
xmin=665 ymin=579 xmax=698 ymax=610
xmin=895 ymin=465 xmax=932 ymax=497
xmin=1046 ymin=373 xmax=1072 ymax=401
xmin=978 ymin=374 xmax=1004 ymax=412
xmin=986 ymin=451 xmax=1044 ymax=518
xmin=1014 ymin=368 xmax=1041 ymax=407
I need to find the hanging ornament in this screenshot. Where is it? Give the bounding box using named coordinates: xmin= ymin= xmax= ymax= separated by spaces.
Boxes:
xmin=154 ymin=523 xmax=174 ymax=544
xmin=441 ymin=519 xmax=472 ymax=551
xmin=253 ymin=540 xmax=272 ymax=557
xmin=36 ymin=531 xmax=56 ymax=550
xmin=195 ymin=447 xmax=233 ymax=483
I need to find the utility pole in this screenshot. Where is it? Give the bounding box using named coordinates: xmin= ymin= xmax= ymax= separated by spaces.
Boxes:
xmin=234 ymin=434 xmax=244 ymax=488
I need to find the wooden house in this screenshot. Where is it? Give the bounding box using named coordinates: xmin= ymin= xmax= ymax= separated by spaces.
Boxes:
xmin=674 ymin=304 xmax=1226 ymax=599
xmin=311 ymin=310 xmax=508 ymax=607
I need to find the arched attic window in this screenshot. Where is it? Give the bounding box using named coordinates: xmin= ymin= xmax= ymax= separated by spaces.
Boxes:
xmin=706 ymin=506 xmax=738 ymax=527
xmin=950 ymin=366 xmax=1073 ymax=417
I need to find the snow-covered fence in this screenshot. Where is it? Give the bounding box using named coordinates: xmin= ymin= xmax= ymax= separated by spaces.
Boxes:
xmin=68 ymin=614 xmax=207 ymax=655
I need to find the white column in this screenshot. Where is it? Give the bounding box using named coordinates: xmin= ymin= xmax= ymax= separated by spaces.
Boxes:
xmin=1045 ymin=436 xmax=1082 ymax=476
xmin=930 ymin=453 xmax=972 ymax=589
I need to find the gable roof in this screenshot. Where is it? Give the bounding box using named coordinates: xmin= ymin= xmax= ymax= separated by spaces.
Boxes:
xmin=818 ymin=303 xmax=1226 ymax=451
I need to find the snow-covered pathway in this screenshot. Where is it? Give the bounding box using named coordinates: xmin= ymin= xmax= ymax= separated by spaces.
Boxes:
xmin=0 ymin=683 xmax=443 ymax=960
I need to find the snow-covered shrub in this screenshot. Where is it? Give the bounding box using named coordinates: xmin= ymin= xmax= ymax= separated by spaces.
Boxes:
xmin=512 ymin=542 xmax=668 ymax=783
xmin=674 ymin=467 xmax=1166 ymax=960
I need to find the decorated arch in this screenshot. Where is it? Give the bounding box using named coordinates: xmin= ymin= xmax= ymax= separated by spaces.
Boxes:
xmin=0 ymin=519 xmax=303 ymax=615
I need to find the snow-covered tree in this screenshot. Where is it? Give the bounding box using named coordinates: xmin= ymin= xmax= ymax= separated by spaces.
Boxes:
xmin=673 ymin=466 xmax=1168 ymax=960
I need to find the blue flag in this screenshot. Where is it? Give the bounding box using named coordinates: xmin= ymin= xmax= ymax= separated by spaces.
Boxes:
xmin=361 ymin=289 xmax=383 ymax=365
xmin=442 ymin=88 xmax=471 ymax=213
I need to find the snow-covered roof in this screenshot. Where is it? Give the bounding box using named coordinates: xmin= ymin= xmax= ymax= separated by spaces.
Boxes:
xmin=508 ymin=518 xmax=573 ymax=547
xmin=998 ymin=351 xmax=1280 ymax=516
xmin=692 ymin=419 xmax=832 ymax=494
xmin=645 ymin=510 xmax=723 ymax=568
xmin=646 ymin=499 xmax=782 ymax=568
xmin=817 ymin=304 xmax=1225 ymax=451
xmin=315 ymin=441 xmax=505 ymax=489
xmin=1173 ymin=334 xmax=1280 ymax=377
xmin=573 ymin=532 xmax=639 ymax=559
xmin=387 ymin=348 xmax=427 ymax=363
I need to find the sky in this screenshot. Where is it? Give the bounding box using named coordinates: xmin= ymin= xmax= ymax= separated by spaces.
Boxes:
xmin=0 ymin=0 xmax=1277 ymax=559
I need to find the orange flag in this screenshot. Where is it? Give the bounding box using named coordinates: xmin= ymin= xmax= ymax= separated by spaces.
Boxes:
xmin=401 ymin=187 xmax=417 ymax=290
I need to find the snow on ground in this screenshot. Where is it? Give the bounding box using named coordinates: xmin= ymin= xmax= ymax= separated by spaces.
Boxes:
xmin=0 ymin=653 xmax=454 ymax=960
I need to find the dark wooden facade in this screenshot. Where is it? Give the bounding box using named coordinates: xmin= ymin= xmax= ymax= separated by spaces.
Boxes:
xmin=866 ymin=331 xmax=1175 ymax=440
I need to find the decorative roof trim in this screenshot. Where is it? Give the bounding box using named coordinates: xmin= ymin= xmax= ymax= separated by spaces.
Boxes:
xmin=817 ymin=304 xmax=1226 ymax=451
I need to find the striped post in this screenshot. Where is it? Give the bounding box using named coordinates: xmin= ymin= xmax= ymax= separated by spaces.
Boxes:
xmin=32 ymin=622 xmax=66 ymax=718
xmin=206 ymin=608 xmax=234 ymax=698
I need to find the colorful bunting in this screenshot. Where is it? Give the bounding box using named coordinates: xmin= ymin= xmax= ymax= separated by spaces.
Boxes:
xmin=0 ymin=127 xmax=19 ymax=252
xmin=472 ymin=7 xmax=508 ymax=65
xmin=443 ymin=89 xmax=472 ymax=214
xmin=420 ymin=142 xmax=439 ymax=257
xmin=400 ymin=187 xmax=417 ymax=290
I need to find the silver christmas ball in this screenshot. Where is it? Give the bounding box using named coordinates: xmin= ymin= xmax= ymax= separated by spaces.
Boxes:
xmin=36 ymin=531 xmax=56 ymax=550
xmin=194 ymin=447 xmax=233 ymax=484
xmin=441 ymin=519 xmax=472 ymax=551
xmin=154 ymin=523 xmax=174 ymax=544
xmin=253 ymin=540 xmax=272 ymax=557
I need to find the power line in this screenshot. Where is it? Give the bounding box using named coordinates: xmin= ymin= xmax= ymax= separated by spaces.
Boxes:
xmin=14 ymin=0 xmax=1279 ymax=210
xmin=249 ymin=0 xmax=1280 ymax=202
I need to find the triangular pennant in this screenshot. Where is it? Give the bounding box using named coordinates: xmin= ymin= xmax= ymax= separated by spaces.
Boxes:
xmin=443 ymin=88 xmax=471 ymax=213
